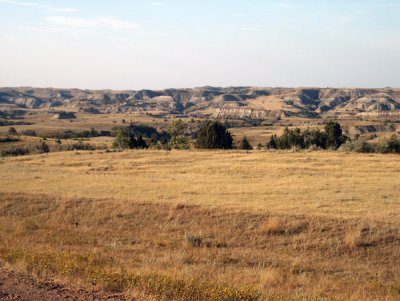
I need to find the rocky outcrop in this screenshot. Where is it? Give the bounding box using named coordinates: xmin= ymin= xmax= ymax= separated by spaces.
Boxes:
xmin=215 ymin=108 xmax=284 ymax=119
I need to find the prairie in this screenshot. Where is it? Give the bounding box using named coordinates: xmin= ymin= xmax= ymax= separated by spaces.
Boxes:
xmin=1 ymin=150 xmax=400 ymax=300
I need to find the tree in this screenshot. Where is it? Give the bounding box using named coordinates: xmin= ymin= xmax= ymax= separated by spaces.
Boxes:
xmin=303 ymin=129 xmax=327 ymax=149
xmin=239 ymin=136 xmax=252 ymax=150
xmin=136 ymin=135 xmax=148 ymax=149
xmin=324 ymin=121 xmax=345 ymax=149
xmin=195 ymin=121 xmax=233 ymax=149
xmin=167 ymin=119 xmax=189 ymax=149
xmin=113 ymin=127 xmax=136 ymax=149
xmin=267 ymin=134 xmax=277 ymax=149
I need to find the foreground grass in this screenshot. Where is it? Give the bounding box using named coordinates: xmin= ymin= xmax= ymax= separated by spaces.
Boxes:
xmin=1 ymin=150 xmax=400 ymax=300
xmin=0 ymin=248 xmax=260 ymax=301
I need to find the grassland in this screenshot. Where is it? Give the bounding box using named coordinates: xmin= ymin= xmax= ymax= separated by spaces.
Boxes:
xmin=1 ymin=150 xmax=400 ymax=300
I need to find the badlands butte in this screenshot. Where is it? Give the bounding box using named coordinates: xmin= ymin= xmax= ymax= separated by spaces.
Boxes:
xmin=1 ymin=86 xmax=400 ymax=119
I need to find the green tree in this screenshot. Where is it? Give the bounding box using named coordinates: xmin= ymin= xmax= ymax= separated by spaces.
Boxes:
xmin=324 ymin=121 xmax=345 ymax=149
xmin=267 ymin=134 xmax=277 ymax=149
xmin=136 ymin=135 xmax=148 ymax=149
xmin=239 ymin=136 xmax=252 ymax=150
xmin=167 ymin=119 xmax=188 ymax=149
xmin=195 ymin=121 xmax=233 ymax=149
xmin=113 ymin=127 xmax=136 ymax=149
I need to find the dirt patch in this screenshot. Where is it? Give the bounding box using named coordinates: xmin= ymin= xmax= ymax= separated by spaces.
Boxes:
xmin=0 ymin=269 xmax=133 ymax=301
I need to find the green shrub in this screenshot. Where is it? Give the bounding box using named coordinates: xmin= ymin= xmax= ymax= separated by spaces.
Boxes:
xmin=342 ymin=139 xmax=376 ymax=153
xmin=377 ymin=135 xmax=400 ymax=153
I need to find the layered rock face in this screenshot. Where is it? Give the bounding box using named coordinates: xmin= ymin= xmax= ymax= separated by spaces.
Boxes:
xmin=1 ymin=87 xmax=399 ymax=119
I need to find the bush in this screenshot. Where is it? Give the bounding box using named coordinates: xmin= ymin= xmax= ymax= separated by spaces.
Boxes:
xmin=195 ymin=121 xmax=233 ymax=149
xmin=34 ymin=142 xmax=50 ymax=154
xmin=377 ymin=135 xmax=400 ymax=153
xmin=0 ymin=137 xmax=20 ymax=143
xmin=8 ymin=127 xmax=18 ymax=136
xmin=342 ymin=139 xmax=376 ymax=153
xmin=21 ymin=130 xmax=37 ymax=137
xmin=67 ymin=140 xmax=96 ymax=151
xmin=341 ymin=135 xmax=400 ymax=154
xmin=0 ymin=147 xmax=30 ymax=157
xmin=47 ymin=129 xmax=111 ymax=139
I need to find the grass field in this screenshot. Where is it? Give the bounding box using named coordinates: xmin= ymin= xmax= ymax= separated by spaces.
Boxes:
xmin=1 ymin=150 xmax=400 ymax=300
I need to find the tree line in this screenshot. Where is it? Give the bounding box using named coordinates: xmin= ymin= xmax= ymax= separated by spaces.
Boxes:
xmin=113 ymin=120 xmax=242 ymax=150
xmin=113 ymin=120 xmax=400 ymax=154
xmin=267 ymin=122 xmax=347 ymax=150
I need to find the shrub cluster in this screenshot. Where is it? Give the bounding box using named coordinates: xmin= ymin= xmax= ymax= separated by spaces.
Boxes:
xmin=342 ymin=134 xmax=400 ymax=154
xmin=0 ymin=141 xmax=50 ymax=157
xmin=0 ymin=120 xmax=32 ymax=126
xmin=113 ymin=123 xmax=172 ymax=149
xmin=65 ymin=140 xmax=97 ymax=151
xmin=47 ymin=128 xmax=111 ymax=139
xmin=267 ymin=122 xmax=347 ymax=150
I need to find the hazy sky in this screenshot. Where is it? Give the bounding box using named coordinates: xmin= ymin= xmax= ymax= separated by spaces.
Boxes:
xmin=0 ymin=0 xmax=399 ymax=90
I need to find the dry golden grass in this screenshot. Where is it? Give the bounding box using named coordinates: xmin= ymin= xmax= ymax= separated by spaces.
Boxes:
xmin=1 ymin=150 xmax=400 ymax=300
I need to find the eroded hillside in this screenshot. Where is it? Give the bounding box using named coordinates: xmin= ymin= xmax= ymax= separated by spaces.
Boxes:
xmin=1 ymin=87 xmax=400 ymax=119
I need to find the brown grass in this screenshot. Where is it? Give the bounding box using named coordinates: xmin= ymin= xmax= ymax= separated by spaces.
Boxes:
xmin=1 ymin=150 xmax=400 ymax=300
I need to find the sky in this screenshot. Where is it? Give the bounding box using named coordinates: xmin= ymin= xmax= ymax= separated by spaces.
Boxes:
xmin=0 ymin=0 xmax=399 ymax=90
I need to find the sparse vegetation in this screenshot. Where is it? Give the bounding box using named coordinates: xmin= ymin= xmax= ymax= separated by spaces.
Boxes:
xmin=343 ymin=134 xmax=400 ymax=154
xmin=47 ymin=128 xmax=111 ymax=139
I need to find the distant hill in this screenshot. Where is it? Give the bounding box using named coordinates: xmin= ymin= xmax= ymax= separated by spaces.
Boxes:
xmin=1 ymin=87 xmax=400 ymax=119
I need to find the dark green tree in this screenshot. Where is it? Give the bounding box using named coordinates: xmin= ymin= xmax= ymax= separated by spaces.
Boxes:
xmin=267 ymin=134 xmax=278 ymax=149
xmin=136 ymin=135 xmax=148 ymax=149
xmin=195 ymin=121 xmax=233 ymax=149
xmin=303 ymin=129 xmax=327 ymax=148
xmin=239 ymin=136 xmax=252 ymax=150
xmin=324 ymin=122 xmax=345 ymax=149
